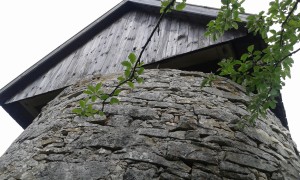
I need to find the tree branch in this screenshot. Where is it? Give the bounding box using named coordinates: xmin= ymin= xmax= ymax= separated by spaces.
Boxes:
xmin=279 ymin=1 xmax=299 ymax=46
xmin=100 ymin=0 xmax=176 ymax=112
xmin=274 ymin=47 xmax=300 ymax=68
xmin=129 ymin=0 xmax=176 ymax=79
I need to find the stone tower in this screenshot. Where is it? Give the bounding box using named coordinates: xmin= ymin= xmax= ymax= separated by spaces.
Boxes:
xmin=0 ymin=69 xmax=299 ymax=179
xmin=0 ymin=0 xmax=299 ymax=179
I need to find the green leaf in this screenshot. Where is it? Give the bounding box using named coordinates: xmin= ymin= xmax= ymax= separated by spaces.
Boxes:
xmin=137 ymin=61 xmax=145 ymax=67
xmin=127 ymin=81 xmax=135 ymax=89
xmin=84 ymin=90 xmax=93 ymax=95
xmin=233 ymin=11 xmax=239 ymax=20
xmin=136 ymin=77 xmax=144 ymax=84
xmin=99 ymin=111 xmax=105 ymax=116
xmin=128 ymin=53 xmax=136 ymax=64
xmin=137 ymin=67 xmax=144 ymax=75
xmin=79 ymin=100 xmax=86 ymax=109
xmin=175 ymin=0 xmax=186 ymax=11
xmin=269 ymin=102 xmax=276 ymax=109
xmin=288 ymin=20 xmax=300 ymax=28
xmin=110 ymin=97 xmax=120 ymax=104
xmin=232 ymin=22 xmax=238 ymax=30
xmin=124 ymin=69 xmax=131 ymax=78
xmin=95 ymin=83 xmax=102 ymax=92
xmin=118 ymin=76 xmax=125 ymax=82
xmin=100 ymin=94 xmax=109 ymax=100
xmin=221 ymin=0 xmax=229 ymax=5
xmin=87 ymin=104 xmax=93 ymax=111
xmin=160 ymin=0 xmax=172 ymax=13
xmin=161 ymin=0 xmax=170 ymax=7
xmin=91 ymin=95 xmax=97 ymax=102
xmin=113 ymin=89 xmax=122 ymax=96
xmin=87 ymin=85 xmax=95 ymax=93
xmin=239 ymin=7 xmax=245 ymax=13
xmin=232 ymin=2 xmax=239 ymax=9
xmin=270 ymin=89 xmax=278 ymax=96
xmin=200 ymin=78 xmax=209 ymax=88
xmin=247 ymin=45 xmax=254 ymax=53
xmin=121 ymin=61 xmax=132 ymax=68
xmin=201 ymin=74 xmax=216 ymax=88
xmin=253 ymin=50 xmax=262 ymax=56
xmin=241 ymin=53 xmax=248 ymax=61
xmin=72 ymin=108 xmax=82 ymax=114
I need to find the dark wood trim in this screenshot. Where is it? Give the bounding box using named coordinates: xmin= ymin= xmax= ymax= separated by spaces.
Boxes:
xmin=2 ymin=88 xmax=65 ymax=129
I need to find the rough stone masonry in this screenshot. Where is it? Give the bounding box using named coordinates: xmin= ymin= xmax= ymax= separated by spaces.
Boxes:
xmin=0 ymin=69 xmax=299 ymax=179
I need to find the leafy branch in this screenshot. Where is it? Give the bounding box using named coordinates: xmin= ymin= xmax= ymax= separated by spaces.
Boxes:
xmin=279 ymin=0 xmax=299 ymax=46
xmin=74 ymin=0 xmax=300 ymax=128
xmin=205 ymin=0 xmax=300 ymax=126
xmin=73 ymin=0 xmax=186 ymax=117
xmin=205 ymin=0 xmax=245 ymax=40
xmin=274 ymin=47 xmax=300 ymax=68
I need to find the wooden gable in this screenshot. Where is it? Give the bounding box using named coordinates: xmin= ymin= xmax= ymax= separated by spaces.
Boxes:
xmin=4 ymin=8 xmax=249 ymax=104
xmin=0 ymin=0 xmax=263 ymax=129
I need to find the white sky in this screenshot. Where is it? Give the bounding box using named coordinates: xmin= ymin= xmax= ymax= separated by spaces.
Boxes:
xmin=0 ymin=0 xmax=299 ymax=156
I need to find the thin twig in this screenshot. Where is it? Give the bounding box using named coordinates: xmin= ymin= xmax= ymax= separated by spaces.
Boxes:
xmin=274 ymin=47 xmax=300 ymax=68
xmin=129 ymin=0 xmax=176 ymax=78
xmin=100 ymin=0 xmax=176 ymax=111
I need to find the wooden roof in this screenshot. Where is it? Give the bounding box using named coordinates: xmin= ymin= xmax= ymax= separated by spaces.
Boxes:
xmin=0 ymin=0 xmax=250 ymax=105
xmin=0 ymin=0 xmax=273 ymax=129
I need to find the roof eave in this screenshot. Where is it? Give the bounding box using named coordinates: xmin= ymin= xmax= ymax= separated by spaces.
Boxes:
xmin=0 ymin=0 xmax=130 ymax=105
xmin=0 ymin=0 xmax=250 ymax=105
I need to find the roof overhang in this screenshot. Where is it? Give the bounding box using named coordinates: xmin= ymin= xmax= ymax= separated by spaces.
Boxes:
xmin=0 ymin=0 xmax=251 ymax=105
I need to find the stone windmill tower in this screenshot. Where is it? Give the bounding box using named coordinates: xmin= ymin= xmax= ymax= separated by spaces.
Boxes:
xmin=0 ymin=0 xmax=299 ymax=179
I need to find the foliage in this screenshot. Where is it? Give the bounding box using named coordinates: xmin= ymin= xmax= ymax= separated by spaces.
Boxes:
xmin=72 ymin=53 xmax=144 ymax=117
xmin=204 ymin=0 xmax=245 ymax=40
xmin=160 ymin=0 xmax=186 ymax=13
xmin=73 ymin=0 xmax=177 ymax=117
xmin=205 ymin=0 xmax=300 ymax=125
xmin=74 ymin=0 xmax=300 ymax=126
xmin=200 ymin=73 xmax=217 ymax=88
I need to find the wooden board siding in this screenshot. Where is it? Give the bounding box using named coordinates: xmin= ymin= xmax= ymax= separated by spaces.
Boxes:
xmin=7 ymin=10 xmax=246 ymax=103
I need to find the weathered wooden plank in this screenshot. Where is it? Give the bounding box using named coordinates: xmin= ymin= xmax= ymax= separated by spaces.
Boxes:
xmin=155 ymin=17 xmax=171 ymax=61
xmin=74 ymin=35 xmax=101 ymax=79
xmin=122 ymin=11 xmax=150 ymax=69
xmin=164 ymin=17 xmax=180 ymax=58
xmin=176 ymin=20 xmax=189 ymax=55
xmin=10 ymin=77 xmax=41 ymax=102
xmin=143 ymin=13 xmax=161 ymax=64
xmin=186 ymin=21 xmax=197 ymax=52
xmin=129 ymin=12 xmax=152 ymax=65
xmin=79 ymin=37 xmax=98 ymax=77
xmin=69 ymin=39 xmax=95 ymax=82
xmin=7 ymin=53 xmax=67 ymax=103
xmin=33 ymin=62 xmax=62 ymax=96
xmin=197 ymin=24 xmax=209 ymax=49
xmin=86 ymin=20 xmax=116 ymax=76
xmin=64 ymin=45 xmax=91 ymax=86
xmin=151 ymin=17 xmax=167 ymax=62
xmin=8 ymin=10 xmax=248 ymax=103
xmin=48 ymin=47 xmax=84 ymax=90
xmin=98 ymin=12 xmax=132 ymax=75
xmin=105 ymin=11 xmax=138 ymax=74
xmin=222 ymin=30 xmax=235 ymax=42
xmin=44 ymin=52 xmax=76 ymax=93
xmin=84 ymin=32 xmax=108 ymax=76
xmin=7 ymin=76 xmax=42 ymax=103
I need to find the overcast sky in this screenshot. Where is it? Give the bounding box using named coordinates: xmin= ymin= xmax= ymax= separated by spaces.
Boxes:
xmin=0 ymin=0 xmax=299 ymax=156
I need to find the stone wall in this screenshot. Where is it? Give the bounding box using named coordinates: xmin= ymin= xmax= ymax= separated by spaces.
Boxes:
xmin=0 ymin=69 xmax=299 ymax=179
